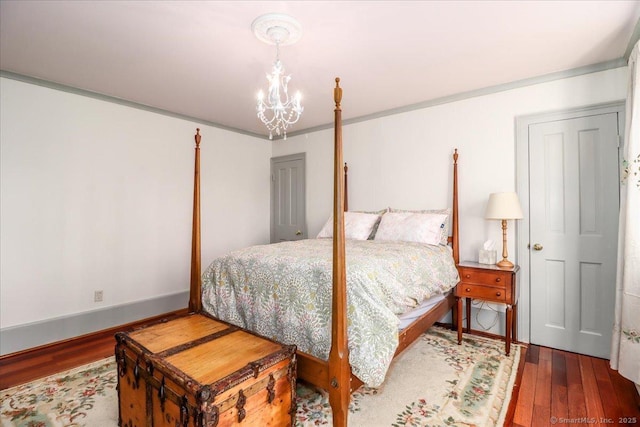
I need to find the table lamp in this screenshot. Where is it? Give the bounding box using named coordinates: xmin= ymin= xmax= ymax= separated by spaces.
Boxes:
xmin=485 ymin=192 xmax=523 ymax=269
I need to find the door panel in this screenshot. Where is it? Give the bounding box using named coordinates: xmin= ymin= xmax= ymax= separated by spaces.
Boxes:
xmin=271 ymin=154 xmax=306 ymax=243
xmin=529 ymin=113 xmax=619 ymax=358
xmin=544 ymin=259 xmax=565 ymax=328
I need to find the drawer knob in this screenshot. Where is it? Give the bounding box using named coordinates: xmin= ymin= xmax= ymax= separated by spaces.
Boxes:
xmin=496 ymin=292 xmax=501 ymax=297
xmin=465 ymin=288 xmax=471 ymax=292
xmin=495 ymin=278 xmax=501 ymax=282
xmin=465 ymin=274 xmax=471 ymax=279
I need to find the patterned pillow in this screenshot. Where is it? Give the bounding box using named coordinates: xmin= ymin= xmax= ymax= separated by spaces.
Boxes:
xmin=389 ymin=208 xmax=451 ymax=245
xmin=317 ymin=211 xmax=382 ymax=240
xmin=374 ymin=212 xmax=448 ymax=245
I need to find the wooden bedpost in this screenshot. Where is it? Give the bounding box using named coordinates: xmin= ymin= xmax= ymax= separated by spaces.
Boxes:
xmin=452 ymin=149 xmax=459 ymax=264
xmin=189 ymin=129 xmax=202 ymax=313
xmin=328 ymin=78 xmax=350 ymax=427
xmin=344 ymin=163 xmax=348 ymax=212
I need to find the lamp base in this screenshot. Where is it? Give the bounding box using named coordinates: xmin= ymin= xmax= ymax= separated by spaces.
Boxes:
xmin=496 ymin=259 xmax=515 ymax=269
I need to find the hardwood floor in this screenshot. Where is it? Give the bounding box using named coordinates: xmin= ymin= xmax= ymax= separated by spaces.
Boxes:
xmin=1 ymin=315 xmax=638 ymax=426
xmin=513 ymin=344 xmax=640 ymax=426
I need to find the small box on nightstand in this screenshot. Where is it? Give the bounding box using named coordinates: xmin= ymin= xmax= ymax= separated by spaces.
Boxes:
xmin=478 ymin=249 xmax=496 ymax=265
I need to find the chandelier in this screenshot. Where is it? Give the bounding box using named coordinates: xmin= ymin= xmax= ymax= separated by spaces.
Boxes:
xmin=252 ymin=14 xmax=304 ymax=140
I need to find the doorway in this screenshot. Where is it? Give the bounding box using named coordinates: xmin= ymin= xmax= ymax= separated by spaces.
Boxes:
xmin=516 ymin=102 xmax=624 ymax=358
xmin=270 ymin=153 xmax=306 ymax=243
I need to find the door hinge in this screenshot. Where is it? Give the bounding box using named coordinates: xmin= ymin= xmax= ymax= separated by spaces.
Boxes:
xmin=617 ymin=135 xmax=622 ymax=148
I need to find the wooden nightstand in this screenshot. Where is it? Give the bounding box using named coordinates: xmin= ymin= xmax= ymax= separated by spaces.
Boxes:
xmin=455 ymin=261 xmax=520 ymax=355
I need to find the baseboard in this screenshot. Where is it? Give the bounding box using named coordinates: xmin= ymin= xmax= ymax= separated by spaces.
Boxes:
xmin=0 ymin=291 xmax=189 ymax=355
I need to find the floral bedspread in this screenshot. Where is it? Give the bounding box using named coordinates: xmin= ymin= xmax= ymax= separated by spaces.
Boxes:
xmin=201 ymin=239 xmax=459 ymax=386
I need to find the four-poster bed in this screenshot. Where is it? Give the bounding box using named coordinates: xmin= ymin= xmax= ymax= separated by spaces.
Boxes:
xmin=187 ymin=78 xmax=461 ymax=426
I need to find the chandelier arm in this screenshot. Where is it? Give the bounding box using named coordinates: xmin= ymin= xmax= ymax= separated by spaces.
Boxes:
xmin=258 ymin=108 xmax=298 ymax=131
xmin=258 ymin=111 xmax=280 ymax=128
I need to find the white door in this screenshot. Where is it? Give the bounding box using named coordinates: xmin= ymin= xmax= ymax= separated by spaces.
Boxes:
xmin=271 ymin=153 xmax=306 ymax=242
xmin=529 ymin=113 xmax=619 ymax=358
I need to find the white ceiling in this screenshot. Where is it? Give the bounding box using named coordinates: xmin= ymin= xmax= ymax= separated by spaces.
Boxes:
xmin=1 ymin=1 xmax=639 ymax=138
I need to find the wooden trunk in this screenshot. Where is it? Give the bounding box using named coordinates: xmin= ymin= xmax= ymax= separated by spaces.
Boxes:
xmin=115 ymin=313 xmax=296 ymax=427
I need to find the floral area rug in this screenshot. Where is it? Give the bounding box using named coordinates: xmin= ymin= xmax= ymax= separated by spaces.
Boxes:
xmin=0 ymin=358 xmax=117 ymax=427
xmin=1 ymin=327 xmax=521 ymax=426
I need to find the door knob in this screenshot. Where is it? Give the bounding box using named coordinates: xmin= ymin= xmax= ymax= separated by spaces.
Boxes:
xmin=295 ymin=230 xmax=302 ymax=236
xmin=532 ymin=243 xmax=543 ymax=251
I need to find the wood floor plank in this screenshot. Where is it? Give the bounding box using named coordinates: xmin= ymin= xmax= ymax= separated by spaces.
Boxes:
xmin=513 ymin=361 xmax=537 ymax=426
xmin=526 ymin=344 xmax=540 ymax=364
xmin=592 ymin=357 xmax=622 ymax=424
xmin=579 ymin=354 xmax=606 ymax=423
xmin=531 ymin=346 xmax=552 ymax=425
xmin=565 ymin=351 xmax=589 ymax=427
xmin=551 ymin=350 xmax=568 ymax=422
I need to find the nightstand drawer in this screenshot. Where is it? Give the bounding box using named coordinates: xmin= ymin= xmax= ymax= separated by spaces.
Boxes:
xmin=458 ymin=267 xmax=511 ymax=288
xmin=456 ymin=283 xmax=507 ymax=302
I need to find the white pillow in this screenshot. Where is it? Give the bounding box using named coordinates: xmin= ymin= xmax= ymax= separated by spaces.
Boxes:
xmin=374 ymin=212 xmax=448 ymax=245
xmin=389 ymin=208 xmax=451 ymax=245
xmin=317 ymin=212 xmax=382 ymax=240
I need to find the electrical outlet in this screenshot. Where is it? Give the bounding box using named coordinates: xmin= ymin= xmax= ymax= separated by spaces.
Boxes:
xmin=94 ymin=290 xmax=103 ymax=302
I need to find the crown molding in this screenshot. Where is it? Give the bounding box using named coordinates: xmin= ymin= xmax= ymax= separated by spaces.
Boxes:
xmin=625 ymin=18 xmax=640 ymax=61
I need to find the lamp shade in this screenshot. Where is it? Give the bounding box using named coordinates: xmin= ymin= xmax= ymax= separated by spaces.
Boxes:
xmin=485 ymin=192 xmax=524 ymax=220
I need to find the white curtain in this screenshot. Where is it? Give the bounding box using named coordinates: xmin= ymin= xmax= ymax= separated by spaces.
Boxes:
xmin=610 ymin=41 xmax=640 ymax=389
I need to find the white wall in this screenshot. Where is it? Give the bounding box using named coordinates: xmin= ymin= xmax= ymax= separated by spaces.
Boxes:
xmin=0 ymin=77 xmax=271 ymax=331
